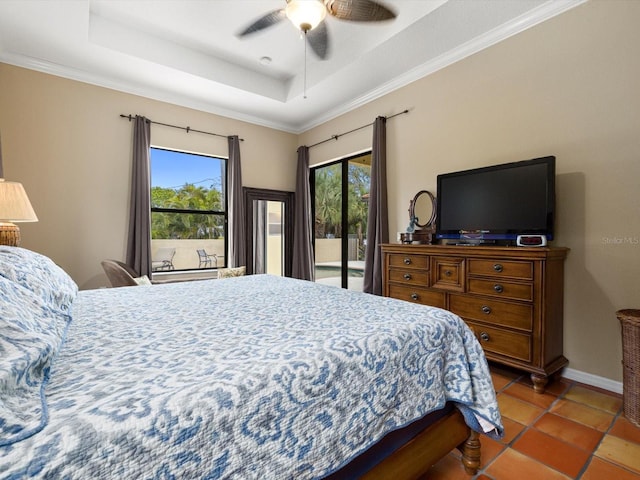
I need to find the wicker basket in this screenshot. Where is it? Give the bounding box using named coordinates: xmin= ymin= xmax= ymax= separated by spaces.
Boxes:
xmin=618 ymin=309 xmax=640 ymax=427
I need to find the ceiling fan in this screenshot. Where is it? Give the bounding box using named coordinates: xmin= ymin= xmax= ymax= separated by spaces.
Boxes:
xmin=237 ymin=0 xmax=397 ymax=60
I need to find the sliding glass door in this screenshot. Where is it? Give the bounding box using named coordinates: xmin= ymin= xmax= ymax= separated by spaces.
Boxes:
xmin=312 ymin=152 xmax=371 ymax=290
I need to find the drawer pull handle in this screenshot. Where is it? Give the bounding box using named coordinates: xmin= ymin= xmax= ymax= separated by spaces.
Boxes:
xmin=493 ymin=263 xmax=503 ymax=273
xmin=404 ymin=257 xmax=412 ymax=265
xmin=481 ymin=305 xmax=492 ymax=315
xmin=403 ymin=273 xmax=412 ymax=280
xmin=410 ymin=293 xmax=419 ymax=301
xmin=493 ymin=284 xmax=504 ymax=293
xmin=480 ymin=332 xmax=490 ymax=342
xmin=445 ymin=270 xmax=452 ymax=277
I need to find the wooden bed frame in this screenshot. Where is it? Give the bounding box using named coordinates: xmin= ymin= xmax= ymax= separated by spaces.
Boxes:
xmin=361 ymin=408 xmax=481 ymax=478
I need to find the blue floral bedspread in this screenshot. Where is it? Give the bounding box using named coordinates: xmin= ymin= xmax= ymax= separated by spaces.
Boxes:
xmin=1 ymin=274 xmax=502 ymax=479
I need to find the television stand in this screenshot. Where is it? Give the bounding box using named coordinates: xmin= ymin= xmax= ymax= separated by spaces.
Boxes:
xmin=381 ymin=243 xmax=569 ymax=393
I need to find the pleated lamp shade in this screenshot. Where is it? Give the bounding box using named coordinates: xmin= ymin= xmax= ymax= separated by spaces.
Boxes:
xmin=0 ymin=179 xmax=38 ymax=246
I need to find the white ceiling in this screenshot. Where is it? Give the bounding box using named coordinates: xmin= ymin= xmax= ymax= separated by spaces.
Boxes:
xmin=0 ymin=0 xmax=584 ymax=133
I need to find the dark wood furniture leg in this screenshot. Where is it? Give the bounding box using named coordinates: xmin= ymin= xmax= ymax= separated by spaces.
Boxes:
xmin=360 ymin=408 xmax=481 ymax=479
xmin=459 ymin=430 xmax=481 ymax=475
xmin=531 ymin=372 xmax=549 ymax=394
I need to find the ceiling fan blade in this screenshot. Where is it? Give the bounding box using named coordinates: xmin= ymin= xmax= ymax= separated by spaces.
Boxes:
xmin=326 ymin=0 xmax=396 ymax=22
xmin=306 ymin=22 xmax=329 ymax=60
xmin=237 ymin=9 xmax=286 ymax=37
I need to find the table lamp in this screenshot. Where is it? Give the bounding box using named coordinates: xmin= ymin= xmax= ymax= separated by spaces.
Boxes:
xmin=0 ymin=178 xmax=38 ymax=246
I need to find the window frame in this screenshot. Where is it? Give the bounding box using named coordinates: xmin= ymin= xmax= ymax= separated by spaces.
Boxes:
xmin=310 ymin=151 xmax=371 ymax=289
xmin=150 ymin=146 xmax=228 ymax=272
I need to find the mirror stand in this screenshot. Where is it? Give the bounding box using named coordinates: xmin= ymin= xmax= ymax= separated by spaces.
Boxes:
xmin=401 ymin=190 xmax=436 ymax=244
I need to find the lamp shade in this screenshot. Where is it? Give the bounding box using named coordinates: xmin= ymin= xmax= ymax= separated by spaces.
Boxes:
xmin=285 ymin=0 xmax=327 ymax=31
xmin=0 ymin=179 xmax=38 ymax=222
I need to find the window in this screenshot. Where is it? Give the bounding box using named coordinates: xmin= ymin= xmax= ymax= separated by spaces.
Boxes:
xmin=150 ymin=147 xmax=227 ymax=272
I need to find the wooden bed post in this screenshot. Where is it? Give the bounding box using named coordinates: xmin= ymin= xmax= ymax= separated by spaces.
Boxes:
xmin=359 ymin=409 xmax=480 ymax=479
xmin=458 ymin=430 xmax=481 ymax=475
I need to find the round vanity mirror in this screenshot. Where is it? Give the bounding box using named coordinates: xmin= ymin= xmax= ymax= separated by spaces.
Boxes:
xmin=401 ymin=190 xmax=437 ymax=244
xmin=409 ymin=190 xmax=436 ymax=230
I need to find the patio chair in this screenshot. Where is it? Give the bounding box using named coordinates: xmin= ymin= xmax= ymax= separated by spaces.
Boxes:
xmin=152 ymin=247 xmax=176 ymax=271
xmin=197 ymin=249 xmax=218 ymax=268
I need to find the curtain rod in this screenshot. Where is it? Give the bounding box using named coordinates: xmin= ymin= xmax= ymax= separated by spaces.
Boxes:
xmin=119 ymin=114 xmax=244 ymax=141
xmin=308 ymin=109 xmax=409 ymax=149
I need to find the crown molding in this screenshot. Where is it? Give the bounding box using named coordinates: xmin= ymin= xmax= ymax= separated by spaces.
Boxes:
xmin=0 ymin=53 xmax=299 ymax=134
xmin=295 ymin=0 xmax=588 ymax=133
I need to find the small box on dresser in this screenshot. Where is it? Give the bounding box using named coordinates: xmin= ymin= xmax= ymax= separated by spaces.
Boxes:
xmin=381 ymin=244 xmax=569 ymax=393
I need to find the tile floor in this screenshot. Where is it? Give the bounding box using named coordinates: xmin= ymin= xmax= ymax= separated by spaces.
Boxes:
xmin=424 ymin=364 xmax=640 ymax=479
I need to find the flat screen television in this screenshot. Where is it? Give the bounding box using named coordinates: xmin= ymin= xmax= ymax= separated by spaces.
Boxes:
xmin=435 ymin=156 xmax=555 ymax=244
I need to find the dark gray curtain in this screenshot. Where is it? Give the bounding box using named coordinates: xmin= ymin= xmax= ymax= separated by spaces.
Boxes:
xmin=228 ymin=135 xmax=246 ymax=268
xmin=292 ymin=146 xmax=315 ymax=281
xmin=363 ymin=116 xmax=388 ymax=295
xmin=126 ymin=116 xmax=151 ymax=277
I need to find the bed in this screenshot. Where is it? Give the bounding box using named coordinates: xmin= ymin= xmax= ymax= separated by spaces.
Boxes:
xmin=0 ymin=247 xmax=503 ymax=479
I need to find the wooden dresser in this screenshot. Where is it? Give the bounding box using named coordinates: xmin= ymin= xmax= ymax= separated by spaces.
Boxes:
xmin=381 ymin=244 xmax=569 ymax=393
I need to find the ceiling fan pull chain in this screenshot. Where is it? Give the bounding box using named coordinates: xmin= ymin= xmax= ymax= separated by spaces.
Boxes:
xmin=303 ymin=30 xmax=308 ymax=99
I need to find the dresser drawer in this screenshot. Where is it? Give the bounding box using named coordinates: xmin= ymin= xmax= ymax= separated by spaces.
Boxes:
xmin=388 ymin=269 xmax=429 ymax=286
xmin=388 ymin=285 xmax=445 ymax=308
xmin=468 ymin=259 xmax=533 ymax=280
xmin=430 ymin=256 xmax=465 ymax=292
xmin=468 ymin=278 xmax=533 ymax=302
xmin=449 ymin=294 xmax=532 ymax=331
xmin=466 ymin=321 xmax=532 ymax=363
xmin=388 ymin=253 xmax=429 ymax=270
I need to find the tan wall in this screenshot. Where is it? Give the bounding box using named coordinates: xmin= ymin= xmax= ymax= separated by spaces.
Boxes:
xmin=266 ymin=201 xmax=283 ymax=276
xmin=299 ymin=1 xmax=640 ymax=383
xmin=314 ymin=238 xmax=342 ymax=264
xmin=0 ymin=65 xmax=298 ymax=289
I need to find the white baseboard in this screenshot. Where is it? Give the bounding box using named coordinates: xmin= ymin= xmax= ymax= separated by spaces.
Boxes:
xmin=562 ymin=367 xmax=623 ymax=395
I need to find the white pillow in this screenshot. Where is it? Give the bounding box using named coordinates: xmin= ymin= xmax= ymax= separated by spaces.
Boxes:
xmin=134 ymin=275 xmax=152 ymax=286
xmin=217 ymin=266 xmax=246 ymax=279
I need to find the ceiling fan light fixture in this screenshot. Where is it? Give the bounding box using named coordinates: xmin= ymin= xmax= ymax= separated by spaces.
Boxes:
xmin=285 ymin=0 xmax=327 ymax=32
